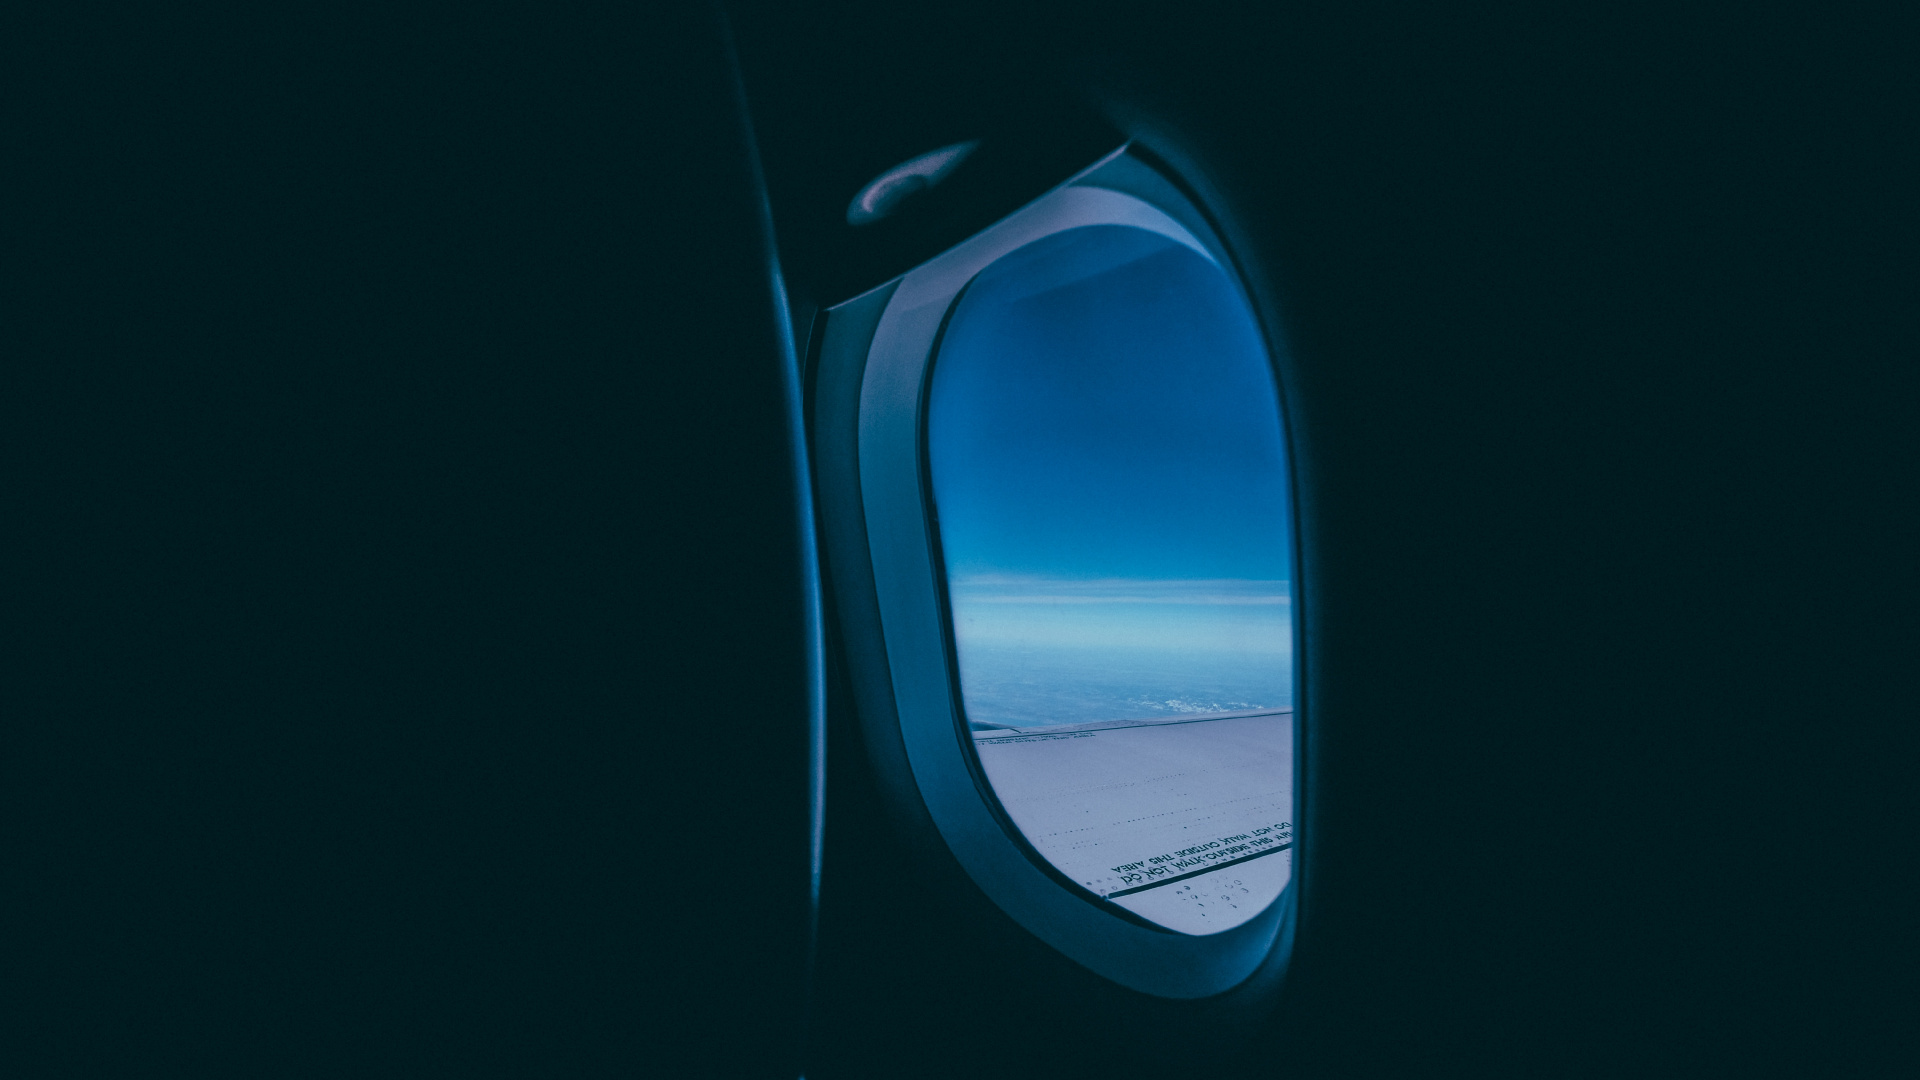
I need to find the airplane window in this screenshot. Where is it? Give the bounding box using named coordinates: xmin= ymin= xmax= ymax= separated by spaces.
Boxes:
xmin=926 ymin=222 xmax=1294 ymax=935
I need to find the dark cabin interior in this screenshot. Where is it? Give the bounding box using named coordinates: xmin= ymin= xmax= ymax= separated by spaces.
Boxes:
xmin=7 ymin=3 xmax=1907 ymax=1076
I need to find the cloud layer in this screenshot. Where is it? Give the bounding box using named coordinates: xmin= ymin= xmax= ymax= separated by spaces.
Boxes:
xmin=949 ymin=575 xmax=1292 ymax=654
xmin=950 ymin=575 xmax=1291 ymax=606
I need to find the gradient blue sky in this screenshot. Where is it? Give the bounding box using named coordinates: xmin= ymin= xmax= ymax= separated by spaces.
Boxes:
xmin=929 ymin=225 xmax=1290 ymax=585
xmin=927 ymin=224 xmax=1293 ymax=721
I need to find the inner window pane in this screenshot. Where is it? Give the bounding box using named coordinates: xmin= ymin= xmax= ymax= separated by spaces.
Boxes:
xmin=927 ymin=223 xmax=1295 ymax=935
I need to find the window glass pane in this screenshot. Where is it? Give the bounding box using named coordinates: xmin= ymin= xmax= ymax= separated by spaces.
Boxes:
xmin=927 ymin=224 xmax=1294 ymax=935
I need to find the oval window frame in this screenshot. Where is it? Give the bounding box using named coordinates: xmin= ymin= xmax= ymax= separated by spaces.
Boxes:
xmin=841 ymin=145 xmax=1301 ymax=998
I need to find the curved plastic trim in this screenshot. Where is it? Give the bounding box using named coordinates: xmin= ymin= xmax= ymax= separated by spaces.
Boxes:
xmin=855 ymin=163 xmax=1295 ymax=998
xmin=846 ymin=140 xmax=981 ymax=226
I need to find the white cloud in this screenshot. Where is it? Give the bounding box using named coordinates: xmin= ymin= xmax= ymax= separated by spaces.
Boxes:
xmin=949 ymin=575 xmax=1291 ymax=607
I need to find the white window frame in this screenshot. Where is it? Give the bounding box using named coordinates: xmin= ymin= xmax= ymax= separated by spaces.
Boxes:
xmin=830 ymin=145 xmax=1300 ymax=998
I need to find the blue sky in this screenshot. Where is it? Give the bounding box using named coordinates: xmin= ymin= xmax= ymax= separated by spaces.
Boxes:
xmin=927 ymin=224 xmax=1293 ymax=720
